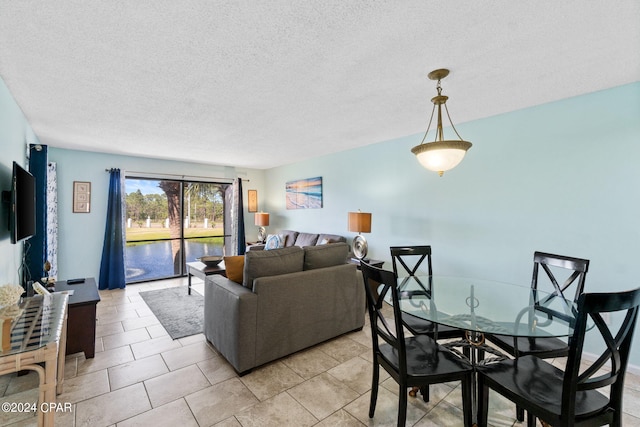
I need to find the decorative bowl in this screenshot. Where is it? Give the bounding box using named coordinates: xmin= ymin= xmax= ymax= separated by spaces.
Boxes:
xmin=198 ymin=256 xmax=223 ymax=267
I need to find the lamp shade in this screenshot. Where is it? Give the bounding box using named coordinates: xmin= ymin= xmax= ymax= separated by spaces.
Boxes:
xmin=348 ymin=211 xmax=372 ymax=233
xmin=254 ymin=212 xmax=270 ymax=226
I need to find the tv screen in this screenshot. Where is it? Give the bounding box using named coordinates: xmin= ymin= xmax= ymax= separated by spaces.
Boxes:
xmin=9 ymin=161 xmax=36 ymax=244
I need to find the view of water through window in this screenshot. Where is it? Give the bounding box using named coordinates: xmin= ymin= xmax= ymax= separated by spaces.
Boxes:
xmin=125 ymin=178 xmax=228 ymax=283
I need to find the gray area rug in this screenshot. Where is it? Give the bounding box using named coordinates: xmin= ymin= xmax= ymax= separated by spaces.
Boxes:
xmin=140 ymin=287 xmax=203 ymax=340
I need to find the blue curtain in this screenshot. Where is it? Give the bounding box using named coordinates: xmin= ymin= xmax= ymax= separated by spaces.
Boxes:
xmin=26 ymin=144 xmax=48 ymax=288
xmin=236 ymin=178 xmax=246 ymax=255
xmin=99 ymin=169 xmax=126 ymax=290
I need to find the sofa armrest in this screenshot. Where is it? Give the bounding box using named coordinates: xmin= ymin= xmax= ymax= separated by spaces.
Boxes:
xmin=204 ymin=275 xmax=258 ymax=373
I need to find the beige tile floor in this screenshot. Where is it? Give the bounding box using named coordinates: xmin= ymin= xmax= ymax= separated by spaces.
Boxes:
xmin=2 ymin=277 xmax=640 ymax=426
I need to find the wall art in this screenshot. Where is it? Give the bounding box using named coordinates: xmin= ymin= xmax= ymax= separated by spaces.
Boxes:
xmin=286 ymin=177 xmax=322 ymax=209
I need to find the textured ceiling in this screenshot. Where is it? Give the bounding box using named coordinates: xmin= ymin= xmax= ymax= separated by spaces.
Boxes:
xmin=1 ymin=1 xmax=639 ymax=169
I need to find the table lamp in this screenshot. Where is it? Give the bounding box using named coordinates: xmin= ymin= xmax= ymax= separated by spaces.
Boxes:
xmin=348 ymin=211 xmax=372 ymax=260
xmin=255 ymin=212 xmax=270 ymax=243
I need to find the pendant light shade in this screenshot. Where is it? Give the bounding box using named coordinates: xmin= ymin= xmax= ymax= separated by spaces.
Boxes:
xmin=411 ymin=69 xmax=472 ymax=176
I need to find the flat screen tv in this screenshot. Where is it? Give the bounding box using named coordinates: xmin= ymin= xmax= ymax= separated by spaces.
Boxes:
xmin=8 ymin=161 xmax=36 ymax=244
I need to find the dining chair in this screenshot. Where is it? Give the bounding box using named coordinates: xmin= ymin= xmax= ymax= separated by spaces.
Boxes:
xmin=477 ymin=286 xmax=640 ymax=427
xmin=486 ymin=251 xmax=589 ymax=420
xmin=360 ymin=261 xmax=474 ymax=427
xmin=487 ymin=251 xmax=590 ymax=357
xmin=390 ymin=245 xmax=467 ymax=341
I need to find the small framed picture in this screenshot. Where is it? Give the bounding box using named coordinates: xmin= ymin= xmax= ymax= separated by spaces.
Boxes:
xmin=73 ymin=181 xmax=91 ymax=213
xmin=248 ymin=189 xmax=258 ymax=213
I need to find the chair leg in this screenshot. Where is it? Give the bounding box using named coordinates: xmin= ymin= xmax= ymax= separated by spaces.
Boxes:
xmin=369 ymin=363 xmax=379 ymax=418
xmin=517 ymin=405 xmax=525 ymax=422
xmin=526 ymin=411 xmax=536 ymax=427
xmin=461 ymin=375 xmax=473 ymax=427
xmin=420 ymin=385 xmax=429 ymax=402
xmin=477 ymin=376 xmax=489 ymax=427
xmin=398 ymin=382 xmax=408 ymax=427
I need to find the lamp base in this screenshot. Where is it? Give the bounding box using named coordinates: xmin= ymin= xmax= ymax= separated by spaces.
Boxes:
xmin=352 ymin=235 xmax=368 ymax=260
xmin=257 ymin=226 xmax=266 ymax=243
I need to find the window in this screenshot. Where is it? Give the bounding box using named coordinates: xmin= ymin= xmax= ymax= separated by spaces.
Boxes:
xmin=124 ymin=177 xmax=230 ymax=283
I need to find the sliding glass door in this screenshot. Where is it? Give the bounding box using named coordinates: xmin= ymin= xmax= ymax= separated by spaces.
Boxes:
xmin=124 ymin=177 xmax=229 ymax=283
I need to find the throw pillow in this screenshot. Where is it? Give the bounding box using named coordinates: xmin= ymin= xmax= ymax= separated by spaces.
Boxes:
xmin=223 ymin=255 xmax=245 ymax=283
xmin=317 ymin=233 xmax=346 ymax=245
xmin=264 ymin=234 xmax=285 ymax=250
xmin=318 ymin=238 xmax=335 ymax=245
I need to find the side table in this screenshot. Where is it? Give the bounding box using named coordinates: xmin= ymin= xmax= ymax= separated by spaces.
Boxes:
xmin=186 ymin=261 xmax=227 ymax=295
xmin=348 ymin=258 xmax=384 ymax=270
xmin=54 ymin=278 xmax=100 ymax=358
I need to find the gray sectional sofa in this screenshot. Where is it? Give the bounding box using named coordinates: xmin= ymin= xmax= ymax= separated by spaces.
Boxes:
xmin=204 ymin=241 xmax=365 ymax=374
xmin=248 ymin=229 xmax=347 ymax=250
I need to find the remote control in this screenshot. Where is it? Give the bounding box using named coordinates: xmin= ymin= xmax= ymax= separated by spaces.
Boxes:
xmin=67 ymin=278 xmax=85 ymax=284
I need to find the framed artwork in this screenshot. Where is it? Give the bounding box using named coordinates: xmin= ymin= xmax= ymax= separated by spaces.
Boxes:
xmin=286 ymin=176 xmax=323 ymax=209
xmin=247 ymin=189 xmax=258 ymax=213
xmin=73 ymin=181 xmax=91 ymax=213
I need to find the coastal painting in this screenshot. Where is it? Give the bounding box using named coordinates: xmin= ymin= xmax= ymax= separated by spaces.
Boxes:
xmin=286 ymin=177 xmax=323 ymax=209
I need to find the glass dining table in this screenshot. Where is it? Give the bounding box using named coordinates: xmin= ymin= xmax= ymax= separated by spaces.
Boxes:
xmin=394 ymin=275 xmax=577 ymax=345
xmin=389 ymin=275 xmax=579 ymax=424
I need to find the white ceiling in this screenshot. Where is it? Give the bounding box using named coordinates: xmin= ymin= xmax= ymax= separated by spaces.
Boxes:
xmin=1 ymin=1 xmax=639 ymax=170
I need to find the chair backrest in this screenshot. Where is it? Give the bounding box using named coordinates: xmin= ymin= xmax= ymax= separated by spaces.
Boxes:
xmin=360 ymin=261 xmax=408 ymax=372
xmin=531 ymin=252 xmax=590 ymax=323
xmin=532 ymin=251 xmax=590 ymax=302
xmin=560 ymin=287 xmax=640 ymax=424
xmin=390 ymin=245 xmax=433 ymax=277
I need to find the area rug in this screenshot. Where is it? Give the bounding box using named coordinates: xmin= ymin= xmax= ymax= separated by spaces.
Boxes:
xmin=140 ymin=287 xmax=204 ymax=340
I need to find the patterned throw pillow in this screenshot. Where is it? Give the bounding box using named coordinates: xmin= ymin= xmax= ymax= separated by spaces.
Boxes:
xmin=264 ymin=234 xmax=285 ymax=250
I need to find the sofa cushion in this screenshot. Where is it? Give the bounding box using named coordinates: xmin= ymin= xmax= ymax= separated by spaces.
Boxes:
xmin=294 ymin=232 xmax=319 ymax=247
xmin=223 ymin=255 xmax=245 ymax=283
xmin=243 ymin=246 xmax=304 ymax=289
xmin=264 ymin=234 xmax=285 ymax=250
xmin=303 ymin=242 xmax=349 ymax=270
xmin=316 ymin=233 xmax=347 ymax=245
xmin=281 ymin=230 xmax=299 ymax=247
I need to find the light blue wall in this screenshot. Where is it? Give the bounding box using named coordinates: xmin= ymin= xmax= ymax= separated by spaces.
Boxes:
xmin=0 ymin=77 xmax=41 ymax=286
xmin=48 ymin=148 xmax=265 ymax=281
xmin=264 ymin=82 xmax=640 ymax=366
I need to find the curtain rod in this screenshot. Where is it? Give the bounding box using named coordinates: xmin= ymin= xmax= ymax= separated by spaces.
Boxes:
xmin=104 ymin=169 xmax=249 ymax=182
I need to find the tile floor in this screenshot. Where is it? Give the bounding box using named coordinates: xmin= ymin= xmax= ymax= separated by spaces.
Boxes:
xmin=2 ymin=277 xmax=640 ymax=426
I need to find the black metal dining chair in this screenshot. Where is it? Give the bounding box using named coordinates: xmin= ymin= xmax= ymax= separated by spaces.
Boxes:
xmin=360 ymin=261 xmax=474 ymax=427
xmin=477 ymin=286 xmax=640 ymax=427
xmin=487 ymin=251 xmax=590 ymax=360
xmin=390 ymin=246 xmax=467 ymax=341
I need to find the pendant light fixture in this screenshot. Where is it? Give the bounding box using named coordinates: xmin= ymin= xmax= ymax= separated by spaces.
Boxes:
xmin=411 ymin=69 xmax=472 ymax=176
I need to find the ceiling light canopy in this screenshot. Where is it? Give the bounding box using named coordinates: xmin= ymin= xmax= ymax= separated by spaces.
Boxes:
xmin=411 ymin=69 xmax=472 ymax=176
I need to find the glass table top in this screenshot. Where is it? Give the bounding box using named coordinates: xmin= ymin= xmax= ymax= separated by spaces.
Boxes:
xmin=390 ymin=275 xmax=577 ymax=338
xmin=0 ymin=293 xmax=68 ymax=357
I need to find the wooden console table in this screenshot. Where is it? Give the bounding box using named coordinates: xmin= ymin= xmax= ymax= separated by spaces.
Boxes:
xmin=54 ymin=278 xmax=100 ymax=358
xmin=0 ymin=293 xmax=68 ymax=427
xmin=186 ymin=261 xmax=226 ymax=295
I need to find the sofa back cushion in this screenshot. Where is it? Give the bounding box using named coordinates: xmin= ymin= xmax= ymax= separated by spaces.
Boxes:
xmin=303 ymin=242 xmax=349 ymax=270
xmin=281 ymin=230 xmax=299 ymax=247
xmin=294 ymin=232 xmax=319 ymax=247
xmin=243 ymin=245 xmax=304 ymax=289
xmin=316 ymin=233 xmax=347 ymax=245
